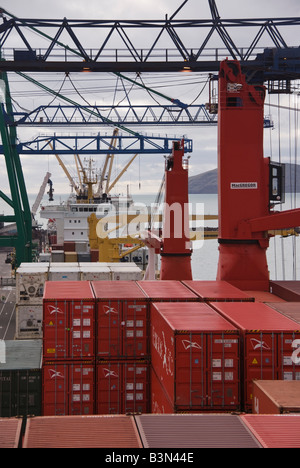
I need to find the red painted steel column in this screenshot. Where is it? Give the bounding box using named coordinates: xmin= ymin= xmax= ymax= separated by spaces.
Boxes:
xmin=216 ymin=60 xmax=270 ymax=290
xmin=160 ymin=140 xmax=193 ymax=280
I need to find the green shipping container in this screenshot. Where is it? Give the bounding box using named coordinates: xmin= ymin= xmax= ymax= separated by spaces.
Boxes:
xmin=0 ymin=340 xmax=42 ymax=417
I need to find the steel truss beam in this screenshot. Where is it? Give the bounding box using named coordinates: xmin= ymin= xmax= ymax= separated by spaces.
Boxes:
xmin=2 ymin=133 xmax=193 ymax=156
xmin=9 ymin=104 xmax=216 ymax=127
xmin=0 ymin=10 xmax=300 ymax=80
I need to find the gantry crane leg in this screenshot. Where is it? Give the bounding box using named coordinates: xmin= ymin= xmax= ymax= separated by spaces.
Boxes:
xmin=0 ymin=71 xmax=32 ymax=267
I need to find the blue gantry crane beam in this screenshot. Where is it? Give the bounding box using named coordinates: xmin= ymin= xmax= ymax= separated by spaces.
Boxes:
xmin=7 ymin=104 xmax=274 ymax=128
xmin=6 ymin=133 xmax=193 ymax=156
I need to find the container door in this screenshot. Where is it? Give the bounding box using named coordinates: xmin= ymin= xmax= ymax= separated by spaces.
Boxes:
xmin=96 ymin=361 xmax=122 ymax=414
xmin=70 ymin=300 xmax=95 ymax=358
xmin=97 ymin=300 xmax=122 ymax=358
xmin=123 ymin=361 xmax=150 ymax=414
xmin=42 ymin=363 xmax=68 ymax=416
xmin=0 ymin=371 xmax=13 ymax=417
xmin=175 ymin=333 xmax=206 ymax=410
xmin=207 ymin=332 xmax=240 ymax=410
xmin=69 ymin=362 xmax=95 ymax=415
xmin=43 ymin=300 xmax=68 ymax=359
xmin=123 ymin=301 xmax=149 ymax=358
xmin=16 ymin=370 xmax=42 ymax=417
xmin=244 ymin=332 xmax=277 ymax=410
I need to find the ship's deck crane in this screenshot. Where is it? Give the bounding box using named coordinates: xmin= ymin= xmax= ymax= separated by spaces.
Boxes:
xmin=142 ymin=140 xmax=193 ymax=281
xmin=216 ymin=60 xmax=300 ymax=291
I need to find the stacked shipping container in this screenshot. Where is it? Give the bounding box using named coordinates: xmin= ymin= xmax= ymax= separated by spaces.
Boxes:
xmin=41 ymin=279 xmax=300 ymax=417
xmin=91 ymin=281 xmax=150 ymax=414
xmin=5 ymin=413 xmax=300 ymax=448
xmin=210 ymin=302 xmax=300 ymax=410
xmin=150 ymin=302 xmax=241 ymax=412
xmin=16 ymin=264 xmax=49 ymax=339
xmin=0 ymin=340 xmax=42 ymax=418
xmin=42 ymin=281 xmax=96 ymax=416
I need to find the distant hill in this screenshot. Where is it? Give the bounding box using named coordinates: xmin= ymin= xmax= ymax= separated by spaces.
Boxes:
xmin=189 ymin=163 xmax=300 ymax=194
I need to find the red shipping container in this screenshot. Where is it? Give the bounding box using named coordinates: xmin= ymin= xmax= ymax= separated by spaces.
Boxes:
xmin=211 ymin=302 xmax=300 ymax=410
xmin=243 ymin=290 xmax=286 ymax=303
xmin=43 ymin=281 xmax=95 ymax=360
xmin=96 ymin=360 xmax=150 ymax=415
xmin=23 ymin=415 xmax=143 ymax=448
xmin=137 ymin=280 xmax=198 ymax=301
xmin=252 ymin=380 xmax=300 ymax=414
xmin=64 ymin=241 xmax=76 ymax=252
xmin=92 ymin=281 xmax=149 ymax=359
xmin=151 ymin=302 xmax=240 ymax=411
xmin=183 ymin=280 xmax=254 ymax=302
xmin=241 ymin=414 xmax=300 ymax=448
xmin=42 ymin=361 xmax=95 ymax=416
xmin=270 ymin=280 xmax=300 ymax=302
xmin=90 ymin=249 xmax=99 ymax=262
xmin=267 ymin=302 xmax=300 ymax=324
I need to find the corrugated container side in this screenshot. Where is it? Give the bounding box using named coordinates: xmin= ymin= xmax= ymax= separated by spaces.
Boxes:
xmin=64 ymin=252 xmax=78 ymax=263
xmin=270 ymin=281 xmax=300 ymax=302
xmin=151 ymin=367 xmax=176 ymax=414
xmin=80 ymin=266 xmax=111 ymax=281
xmin=267 ymin=303 xmax=300 ymax=324
xmin=42 ymin=361 xmax=95 ymax=416
xmin=151 ymin=302 xmax=240 ymax=411
xmin=43 ymin=298 xmax=68 ymax=359
xmin=48 ymin=267 xmax=80 ymax=281
xmin=0 ymin=419 xmax=23 ymax=448
xmin=43 ymin=282 xmax=95 ymax=360
xmin=210 ymin=302 xmax=300 ymax=410
xmin=243 ymin=290 xmax=286 ymax=303
xmin=77 ymin=253 xmax=91 ymax=263
xmin=90 ymin=249 xmax=99 ymax=262
xmin=64 ymin=241 xmax=76 ymax=252
xmin=252 ymin=380 xmax=300 ymax=414
xmin=0 ymin=341 xmax=42 ymax=418
xmin=96 ymin=360 xmax=150 ymax=415
xmin=23 ymin=415 xmax=143 ymax=448
xmin=137 ymin=280 xmax=198 ymax=301
xmin=241 ymin=414 xmax=300 ymax=448
xmin=16 ymin=304 xmax=43 ymax=339
xmin=183 ymin=280 xmax=254 ymax=302
xmin=51 ymin=250 xmax=65 ymax=263
xmin=135 ymin=414 xmax=262 ymax=448
xmin=110 ymin=265 xmax=143 ymax=281
xmin=16 ymin=268 xmax=48 ymax=304
xmin=92 ymin=281 xmax=149 ymax=359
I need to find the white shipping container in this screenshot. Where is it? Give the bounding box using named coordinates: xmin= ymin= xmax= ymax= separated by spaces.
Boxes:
xmin=16 ymin=267 xmax=49 ymax=304
xmin=109 ymin=265 xmax=143 ymax=281
xmin=51 ymin=251 xmax=65 ymax=263
xmin=16 ymin=304 xmax=43 ymax=339
xmin=49 ymin=267 xmax=81 ymax=282
xmin=39 ymin=253 xmax=51 ymax=263
xmin=80 ymin=266 xmax=111 ymax=281
xmin=19 ymin=263 xmax=50 ymax=269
